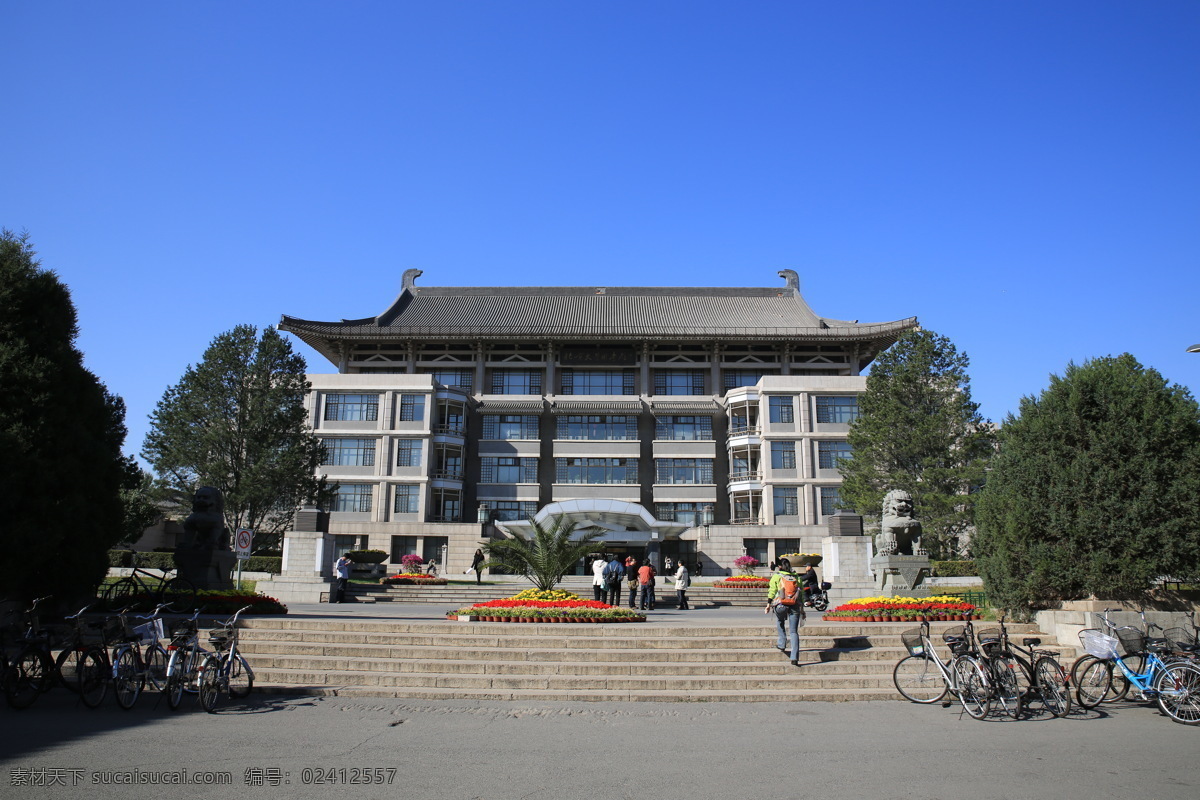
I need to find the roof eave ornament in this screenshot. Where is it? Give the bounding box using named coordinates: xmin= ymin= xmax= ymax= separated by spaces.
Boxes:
xmin=402 ymin=268 xmax=424 ymax=291
xmin=777 ymin=269 xmax=800 ymax=294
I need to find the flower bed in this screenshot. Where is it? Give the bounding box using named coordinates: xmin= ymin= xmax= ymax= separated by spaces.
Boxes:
xmin=447 ymin=589 xmax=646 ymax=622
xmin=823 ymin=595 xmax=979 ymax=622
xmin=380 ymin=573 xmax=448 ymax=586
xmin=712 ymin=576 xmax=770 ymax=589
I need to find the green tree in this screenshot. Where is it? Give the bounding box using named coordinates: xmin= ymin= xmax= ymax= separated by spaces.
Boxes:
xmin=838 ymin=329 xmax=995 ymax=558
xmin=143 ymin=325 xmax=327 ymax=552
xmin=974 ymin=354 xmax=1200 ymax=616
xmin=0 ymin=230 xmax=133 ymax=602
xmin=119 ymin=463 xmax=165 ymax=543
xmin=482 ymin=516 xmax=604 ymax=591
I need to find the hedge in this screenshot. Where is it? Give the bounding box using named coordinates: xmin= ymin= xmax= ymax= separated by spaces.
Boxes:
xmin=932 ymin=560 xmax=978 ymax=578
xmin=106 ymin=550 xmax=281 ymax=574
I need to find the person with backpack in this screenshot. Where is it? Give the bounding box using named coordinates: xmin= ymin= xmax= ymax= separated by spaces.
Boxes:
xmin=604 ymin=554 xmax=624 ymax=606
xmin=765 ymin=557 xmax=806 ymax=665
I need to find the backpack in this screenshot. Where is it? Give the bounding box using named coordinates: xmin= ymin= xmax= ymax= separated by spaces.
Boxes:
xmin=605 ymin=562 xmax=622 ymax=586
xmin=777 ymin=573 xmax=802 ymax=606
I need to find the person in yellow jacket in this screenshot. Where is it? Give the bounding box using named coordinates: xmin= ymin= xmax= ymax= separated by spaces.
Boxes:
xmin=764 ymin=558 xmax=806 ymax=665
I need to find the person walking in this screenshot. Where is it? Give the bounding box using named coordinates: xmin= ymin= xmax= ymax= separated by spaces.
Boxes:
xmin=470 ymin=549 xmax=485 ymax=584
xmin=674 ymin=561 xmax=690 ymax=610
xmin=765 ymin=557 xmax=806 ymax=665
xmin=332 ymin=553 xmax=353 ymax=603
xmin=637 ymin=561 xmax=657 ymax=610
xmin=664 ymin=556 xmax=673 ymax=573
xmin=625 ymin=557 xmax=640 ymax=609
xmin=604 ymin=554 xmax=624 ymax=606
xmin=592 ymin=555 xmax=608 ymax=602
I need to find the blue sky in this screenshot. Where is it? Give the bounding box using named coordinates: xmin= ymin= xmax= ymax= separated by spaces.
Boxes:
xmin=4 ymin=1 xmax=1197 ymax=461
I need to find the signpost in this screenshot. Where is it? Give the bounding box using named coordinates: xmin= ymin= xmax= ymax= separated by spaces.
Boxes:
xmin=234 ymin=528 xmax=253 ymax=587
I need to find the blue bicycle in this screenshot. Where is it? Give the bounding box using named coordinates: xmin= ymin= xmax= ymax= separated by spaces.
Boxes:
xmin=1075 ymin=623 xmax=1200 ymax=725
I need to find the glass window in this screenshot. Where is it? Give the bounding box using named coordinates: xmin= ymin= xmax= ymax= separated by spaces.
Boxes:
xmin=723 ymin=370 xmax=775 ymax=391
xmin=815 ymin=396 xmax=860 ymax=424
xmin=654 ymin=458 xmax=714 ymax=485
xmin=655 ymin=502 xmax=704 ymax=524
xmin=555 ymin=458 xmax=639 ymax=484
xmin=490 ymin=369 xmax=543 ymax=395
xmin=390 ymin=535 xmax=418 ymax=562
xmin=431 ymin=487 xmax=461 ymax=521
xmin=395 ymin=439 xmax=423 ymax=468
xmin=655 ymin=416 xmax=712 ymax=441
xmin=773 ymin=487 xmax=799 ymax=516
xmin=324 ymin=394 xmax=379 ymax=422
xmin=653 ymin=370 xmax=705 ymax=395
xmin=399 ymin=394 xmax=425 ymax=422
xmin=771 ymin=442 xmax=796 ymax=470
xmin=490 ymin=501 xmax=539 ymax=521
xmin=561 ymin=370 xmax=635 ymax=395
xmin=331 ymin=484 xmax=372 ymax=513
xmin=819 ymin=486 xmax=842 ymax=516
xmin=743 ymin=538 xmax=768 ymax=563
xmin=482 ymin=415 xmax=540 ymax=440
xmin=480 ymin=457 xmax=538 ymax=483
xmin=420 ymin=368 xmax=473 ymax=392
xmin=321 ymin=438 xmax=376 ymax=467
xmin=393 ymin=484 xmax=419 ymax=514
xmin=817 ymin=441 xmax=853 ymax=469
xmin=769 ymin=396 xmax=794 ymax=423
xmin=556 ymin=415 xmax=639 ymax=440
xmin=436 ymin=399 xmax=465 ymax=432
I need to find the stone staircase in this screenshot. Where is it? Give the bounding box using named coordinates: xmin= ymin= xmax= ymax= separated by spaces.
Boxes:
xmin=237 ymin=617 xmax=1060 ymax=702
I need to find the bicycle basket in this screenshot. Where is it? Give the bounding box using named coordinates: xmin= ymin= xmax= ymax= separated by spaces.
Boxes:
xmin=901 ymin=628 xmax=925 ymax=657
xmin=1079 ymin=628 xmax=1119 ymax=660
xmin=943 ymin=626 xmax=965 ymax=643
xmin=208 ymin=628 xmax=233 ymax=650
xmin=1114 ymin=627 xmax=1146 ymax=656
xmin=1164 ymin=627 xmax=1197 ymax=651
xmin=976 ymin=627 xmax=1002 ymax=651
xmin=132 ymin=618 xmax=164 ymax=644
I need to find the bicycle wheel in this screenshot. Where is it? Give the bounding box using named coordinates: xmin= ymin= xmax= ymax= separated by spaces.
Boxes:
xmin=102 ymin=577 xmax=142 ymax=610
xmin=1109 ymin=654 xmax=1144 ymax=702
xmin=78 ymin=648 xmax=109 ymax=709
xmin=159 ymin=577 xmax=196 ymax=613
xmin=952 ymin=655 xmax=992 ymax=720
xmin=144 ymin=644 xmax=168 ymax=691
xmin=1034 ymin=656 xmax=1072 ymax=718
xmin=227 ymin=653 xmax=253 ymax=699
xmin=812 ymin=593 xmax=829 ymax=612
xmin=198 ymin=655 xmax=222 ymax=713
xmin=893 ymin=655 xmax=949 ymax=703
xmin=55 ymin=646 xmax=83 ymax=693
xmin=165 ymin=650 xmax=190 ymax=710
xmin=5 ymin=647 xmax=52 ymax=710
xmin=112 ymin=648 xmax=143 ymax=710
xmin=990 ymin=653 xmax=1023 ymax=719
xmin=1074 ymin=657 xmax=1112 ymax=709
xmin=1154 ymin=662 xmax=1200 ymax=725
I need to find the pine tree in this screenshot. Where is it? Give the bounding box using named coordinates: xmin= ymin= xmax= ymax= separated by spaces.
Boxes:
xmin=838 ymin=329 xmax=995 ymax=558
xmin=974 ymin=354 xmax=1200 ymax=616
xmin=143 ymin=325 xmax=327 ymax=552
xmin=0 ymin=230 xmax=133 ymax=601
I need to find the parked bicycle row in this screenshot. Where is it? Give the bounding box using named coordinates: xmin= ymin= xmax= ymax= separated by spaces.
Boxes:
xmin=893 ymin=608 xmax=1200 ymax=725
xmin=1 ymin=597 xmax=254 ymax=713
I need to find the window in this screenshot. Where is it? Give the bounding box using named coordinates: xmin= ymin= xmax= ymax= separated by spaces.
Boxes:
xmin=436 ymin=399 xmax=465 ymax=433
xmin=433 ymin=444 xmax=463 ymax=479
xmin=490 ymin=369 xmax=543 ymax=395
xmin=819 ymin=486 xmax=842 ymax=516
xmin=771 ymin=442 xmax=796 ymax=470
xmin=390 ymin=535 xmax=418 ymax=562
xmin=393 ymin=484 xmax=419 ymax=514
xmin=480 ymin=457 xmax=538 ymax=483
xmin=422 ymin=536 xmax=448 ymax=564
xmin=815 ymin=396 xmax=860 ymax=424
xmin=482 ymin=415 xmax=540 ymax=440
xmin=332 ymin=484 xmax=372 ymax=513
xmin=324 ymin=394 xmax=379 ymax=422
xmin=556 ymin=415 xmax=638 ymax=440
xmin=321 ymin=438 xmax=376 ymax=467
xmin=489 ymin=501 xmax=539 ymax=522
xmin=655 ymin=416 xmax=712 ymax=441
xmin=655 ymin=502 xmax=704 ymax=524
xmin=395 ymin=439 xmax=423 ymax=468
xmin=420 ymin=368 xmax=473 ymax=392
xmin=769 ymin=396 xmax=794 ymax=423
xmin=723 ymin=369 xmax=775 ymax=391
xmin=561 ymin=369 xmax=635 ymax=395
xmin=399 ymin=394 xmax=425 ymax=422
xmin=773 ymin=487 xmax=799 ymax=516
xmin=743 ymin=538 xmax=768 ymax=563
xmin=431 ymin=487 xmax=461 ymax=521
xmin=653 ymin=370 xmax=705 ymax=395
xmin=817 ymin=441 xmax=853 ymax=469
xmin=555 ymin=458 xmax=639 ymax=484
xmin=654 ymin=458 xmax=714 ymax=485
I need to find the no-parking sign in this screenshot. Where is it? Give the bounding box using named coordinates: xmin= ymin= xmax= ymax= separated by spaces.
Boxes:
xmin=235 ymin=528 xmax=253 ymax=559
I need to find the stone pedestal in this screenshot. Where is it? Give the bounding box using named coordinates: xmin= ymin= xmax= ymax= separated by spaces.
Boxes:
xmin=871 ymin=554 xmax=933 ymax=597
xmin=259 ymin=506 xmax=334 ymax=605
xmin=175 ymin=548 xmax=236 ymax=591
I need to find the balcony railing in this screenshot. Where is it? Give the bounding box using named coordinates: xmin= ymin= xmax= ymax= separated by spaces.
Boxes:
xmin=434 ymin=423 xmax=466 ymax=435
xmin=727 ymin=471 xmax=762 ymax=482
xmin=431 ymin=470 xmax=464 ymax=480
xmin=727 ymin=425 xmax=761 ymax=437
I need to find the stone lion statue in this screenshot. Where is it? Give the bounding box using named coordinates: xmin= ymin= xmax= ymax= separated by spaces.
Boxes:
xmin=180 ymin=486 xmax=230 ymax=552
xmin=875 ymin=489 xmax=923 ymax=556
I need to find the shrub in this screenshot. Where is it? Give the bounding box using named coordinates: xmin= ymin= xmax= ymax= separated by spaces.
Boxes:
xmin=108 ymin=550 xmax=134 ymax=568
xmin=242 ymin=556 xmax=282 ymax=574
xmin=344 ymin=549 xmax=388 ymax=564
xmin=932 ymin=560 xmax=978 ymax=578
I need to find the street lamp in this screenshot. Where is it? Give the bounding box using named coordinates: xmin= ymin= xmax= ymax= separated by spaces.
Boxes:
xmin=701 ymin=504 xmax=714 ymax=540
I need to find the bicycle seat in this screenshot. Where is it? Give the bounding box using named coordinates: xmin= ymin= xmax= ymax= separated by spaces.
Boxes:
xmin=1023 ymin=637 xmax=1041 ymax=647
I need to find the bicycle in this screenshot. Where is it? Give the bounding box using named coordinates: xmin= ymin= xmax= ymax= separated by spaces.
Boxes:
xmin=197 ymin=605 xmax=255 ymax=712
xmin=3 ymin=596 xmax=57 ymax=710
xmin=1075 ymin=624 xmax=1200 ymax=724
xmin=892 ymin=619 xmax=993 ymax=719
xmin=978 ymin=616 xmax=1071 ymax=718
xmin=164 ymin=608 xmax=208 ymax=710
xmin=53 ymin=603 xmax=111 ymax=707
xmin=109 ymin=605 xmax=170 ymax=710
xmin=101 ymin=553 xmax=196 ymax=612
xmin=1072 ymin=608 xmax=1171 ymax=705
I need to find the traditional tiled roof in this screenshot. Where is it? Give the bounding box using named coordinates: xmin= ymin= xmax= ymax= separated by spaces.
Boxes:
xmin=279 ymin=270 xmax=917 ymax=366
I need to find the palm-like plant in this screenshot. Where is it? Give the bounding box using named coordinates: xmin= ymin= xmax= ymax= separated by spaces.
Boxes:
xmin=482 ymin=515 xmax=604 ymax=592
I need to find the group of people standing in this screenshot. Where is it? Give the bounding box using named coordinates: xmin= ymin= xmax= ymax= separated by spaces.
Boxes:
xmin=590 ymin=555 xmax=692 ymax=611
